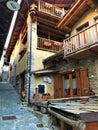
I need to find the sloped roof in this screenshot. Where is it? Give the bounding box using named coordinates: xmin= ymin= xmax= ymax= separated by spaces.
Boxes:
xmin=32 ymin=69 xmax=58 ymax=75
xmin=43 ymin=50 xmax=64 ymax=64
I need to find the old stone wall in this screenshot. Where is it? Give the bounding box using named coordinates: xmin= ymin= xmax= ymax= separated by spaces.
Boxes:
xmin=56 ymin=57 xmax=98 ymax=95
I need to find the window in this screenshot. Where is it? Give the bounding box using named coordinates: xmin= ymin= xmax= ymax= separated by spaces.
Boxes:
xmin=64 ymin=72 xmax=77 ymax=96
xmin=64 ymin=75 xmax=70 ymax=95
xmin=54 ymin=68 xmax=89 ymax=98
xmin=76 ymin=22 xmax=89 ymax=32
xmin=38 ymin=84 xmax=45 ymax=94
xmin=76 ymin=22 xmax=89 ymax=46
xmin=37 ymin=83 xmax=47 ymax=95
xmin=94 ymin=16 xmax=98 ymax=23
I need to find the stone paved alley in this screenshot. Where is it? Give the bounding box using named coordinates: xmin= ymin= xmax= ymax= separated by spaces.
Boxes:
xmin=0 ymin=82 xmax=50 ymax=130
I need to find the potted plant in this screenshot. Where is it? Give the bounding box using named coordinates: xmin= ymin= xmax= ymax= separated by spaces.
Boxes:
xmin=33 ymin=94 xmax=40 ymax=99
xmin=42 ymin=93 xmax=51 ymax=100
xmin=85 ymin=87 xmax=95 ymax=95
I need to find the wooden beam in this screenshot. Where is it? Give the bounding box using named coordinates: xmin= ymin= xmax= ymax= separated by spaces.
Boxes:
xmin=57 ymin=0 xmax=83 ymax=28
xmin=86 ymin=0 xmax=97 ymax=8
xmin=48 ymin=109 xmax=86 ymax=130
xmin=60 ymin=0 xmax=89 ymax=30
xmin=38 ymin=29 xmax=64 ymax=40
xmin=37 ymin=17 xmax=58 ymax=27
xmin=57 ymin=0 xmax=95 ymax=30
xmin=65 ymin=57 xmax=79 ymax=63
xmin=88 ymin=49 xmax=98 ymax=56
xmin=53 ymin=4 xmax=71 ymax=8
xmin=38 ymin=22 xmax=65 ymax=36
xmin=62 ymin=26 xmax=72 ymax=32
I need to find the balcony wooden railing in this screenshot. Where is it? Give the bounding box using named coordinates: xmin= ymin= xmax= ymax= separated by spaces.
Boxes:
xmin=16 ymin=51 xmax=27 ymax=75
xmin=37 ymin=37 xmax=63 ymax=52
xmin=30 ymin=1 xmax=65 ymax=18
xmin=64 ymin=22 xmax=98 ymax=57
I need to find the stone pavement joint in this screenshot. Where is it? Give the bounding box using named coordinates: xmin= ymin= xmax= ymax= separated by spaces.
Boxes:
xmin=0 ymin=82 xmax=50 ymax=130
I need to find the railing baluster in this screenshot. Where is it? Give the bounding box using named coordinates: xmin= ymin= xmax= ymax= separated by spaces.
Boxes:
xmin=64 ymin=23 xmax=98 ymax=57
xmin=37 ymin=1 xmax=64 ymax=18
xmin=96 ymin=23 xmax=98 ymax=38
xmin=37 ymin=37 xmax=63 ymax=52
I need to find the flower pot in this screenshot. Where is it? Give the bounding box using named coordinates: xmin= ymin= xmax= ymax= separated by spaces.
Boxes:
xmin=42 ymin=95 xmax=51 ymax=100
xmin=44 ymin=42 xmax=51 ymax=47
xmin=33 ymin=95 xmax=40 ymax=99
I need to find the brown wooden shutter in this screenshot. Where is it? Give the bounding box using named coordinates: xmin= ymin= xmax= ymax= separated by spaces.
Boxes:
xmin=75 ymin=70 xmax=82 ymax=96
xmin=80 ymin=68 xmax=89 ymax=95
xmin=54 ymin=75 xmax=64 ymax=98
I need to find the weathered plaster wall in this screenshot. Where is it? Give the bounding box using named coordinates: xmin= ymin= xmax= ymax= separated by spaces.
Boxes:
xmin=29 ymin=21 xmax=55 ymax=97
xmin=16 ymin=51 xmax=27 ymax=75
xmin=34 ymin=76 xmax=54 ymax=98
xmin=10 ymin=39 xmax=27 ymax=70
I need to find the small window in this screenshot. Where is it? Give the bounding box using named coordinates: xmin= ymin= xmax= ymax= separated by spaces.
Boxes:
xmin=94 ymin=16 xmax=98 ymax=23
xmin=38 ymin=84 xmax=45 ymax=94
xmin=64 ymin=72 xmax=77 ymax=96
xmin=76 ymin=22 xmax=89 ymax=32
xmin=37 ymin=84 xmax=47 ymax=94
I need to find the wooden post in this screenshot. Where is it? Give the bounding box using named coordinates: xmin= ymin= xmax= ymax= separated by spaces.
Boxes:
xmin=61 ymin=121 xmax=66 ymax=130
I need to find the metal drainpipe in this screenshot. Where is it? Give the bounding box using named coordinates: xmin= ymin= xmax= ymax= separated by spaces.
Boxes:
xmin=28 ymin=16 xmax=32 ymax=105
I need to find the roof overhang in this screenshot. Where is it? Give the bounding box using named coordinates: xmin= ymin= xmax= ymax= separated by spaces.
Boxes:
xmin=57 ymin=0 xmax=97 ymax=31
xmin=32 ymin=69 xmax=58 ymax=75
xmin=43 ymin=50 xmax=64 ymax=65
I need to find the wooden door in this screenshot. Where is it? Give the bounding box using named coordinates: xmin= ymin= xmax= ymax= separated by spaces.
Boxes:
xmin=54 ymin=75 xmax=64 ymax=98
xmin=20 ymin=72 xmax=25 ymax=97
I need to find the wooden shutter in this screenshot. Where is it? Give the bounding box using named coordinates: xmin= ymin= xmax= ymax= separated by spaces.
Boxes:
xmin=54 ymin=75 xmax=64 ymax=98
xmin=80 ymin=68 xmax=89 ymax=95
xmin=75 ymin=70 xmax=82 ymax=96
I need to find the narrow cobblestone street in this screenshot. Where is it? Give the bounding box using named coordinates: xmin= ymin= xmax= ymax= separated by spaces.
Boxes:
xmin=0 ymin=82 xmax=50 ymax=130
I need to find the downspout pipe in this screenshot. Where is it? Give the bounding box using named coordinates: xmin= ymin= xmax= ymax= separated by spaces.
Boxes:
xmin=28 ymin=14 xmax=32 ymax=105
xmin=48 ymin=108 xmax=86 ymax=130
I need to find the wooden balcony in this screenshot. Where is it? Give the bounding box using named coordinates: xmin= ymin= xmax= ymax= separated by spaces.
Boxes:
xmin=37 ymin=37 xmax=63 ymax=52
xmin=16 ymin=51 xmax=27 ymax=75
xmin=30 ymin=1 xmax=65 ymax=18
xmin=64 ymin=22 xmax=98 ymax=60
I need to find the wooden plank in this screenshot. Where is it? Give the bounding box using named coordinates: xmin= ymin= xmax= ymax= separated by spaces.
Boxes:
xmin=48 ymin=108 xmax=86 ymax=130
xmin=86 ymin=122 xmax=98 ymax=130
xmin=69 ymin=73 xmax=73 ymax=97
xmin=62 ymin=109 xmax=88 ymax=114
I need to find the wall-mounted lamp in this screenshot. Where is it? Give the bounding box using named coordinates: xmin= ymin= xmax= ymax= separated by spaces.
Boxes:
xmin=89 ymin=75 xmax=94 ymax=78
xmin=65 ymin=33 xmax=70 ymax=38
xmin=95 ymin=7 xmax=98 ymax=12
xmin=6 ymin=0 xmax=20 ymax=11
xmin=72 ymin=69 xmax=74 ymax=72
